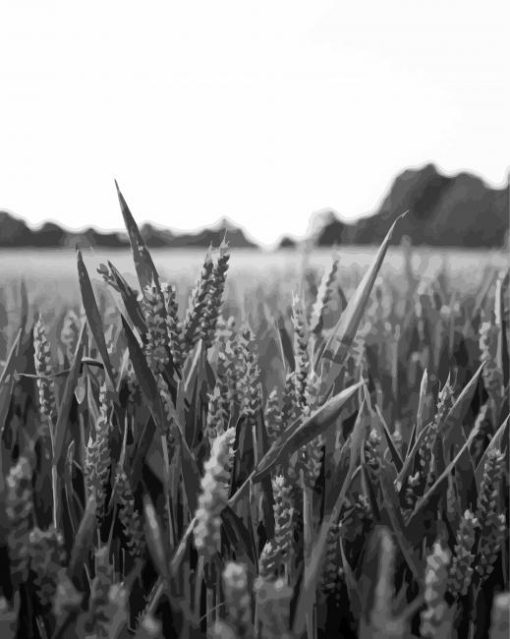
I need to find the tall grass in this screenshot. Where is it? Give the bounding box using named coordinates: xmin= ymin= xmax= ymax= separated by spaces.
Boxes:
xmin=0 ymin=187 xmax=507 ymax=639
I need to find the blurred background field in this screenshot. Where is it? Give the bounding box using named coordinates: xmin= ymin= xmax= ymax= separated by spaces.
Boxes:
xmin=0 ymin=244 xmax=506 ymax=306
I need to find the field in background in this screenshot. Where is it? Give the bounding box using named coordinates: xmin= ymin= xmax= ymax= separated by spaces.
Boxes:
xmin=0 ymin=244 xmax=506 ymax=312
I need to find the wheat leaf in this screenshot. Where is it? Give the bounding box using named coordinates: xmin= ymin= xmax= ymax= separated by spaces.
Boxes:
xmin=77 ymin=250 xmax=116 ymax=391
xmin=115 ymin=181 xmax=160 ymax=291
xmin=53 ymin=322 xmax=87 ymax=467
xmin=0 ymin=330 xmax=21 ymax=437
xmin=321 ymin=212 xmax=407 ymax=389
xmin=252 ymin=381 xmax=361 ymax=481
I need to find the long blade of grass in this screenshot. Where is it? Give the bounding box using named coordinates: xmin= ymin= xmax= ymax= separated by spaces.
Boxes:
xmin=115 ymin=181 xmax=161 ymax=291
xmin=121 ymin=315 xmax=166 ymax=428
xmin=221 ymin=506 xmax=257 ymax=570
xmin=19 ymin=279 xmax=29 ymax=335
xmin=107 ymin=260 xmax=147 ymax=336
xmin=496 ymin=271 xmax=509 ymax=388
xmin=143 ymin=494 xmax=170 ymax=583
xmin=0 ymin=329 xmax=21 ymax=437
xmin=320 ymin=212 xmax=407 ymax=389
xmin=77 ymin=251 xmax=116 ymax=391
xmin=406 ymin=422 xmax=482 ymax=528
xmin=252 ymin=381 xmax=361 ymax=481
xmin=377 ymin=466 xmax=422 ymax=580
xmin=375 ymin=405 xmax=403 ymax=472
xmin=68 ymin=494 xmax=96 ymax=584
xmin=338 ymin=538 xmax=362 ymax=620
xmin=442 ymin=363 xmax=485 ymax=449
xmin=53 ymin=322 xmax=87 ymax=467
xmin=415 ymin=368 xmax=430 ymax=437
xmin=276 ymin=315 xmax=295 ymax=370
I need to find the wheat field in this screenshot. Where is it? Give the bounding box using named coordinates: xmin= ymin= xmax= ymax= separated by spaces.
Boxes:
xmin=0 ymin=188 xmax=508 ymax=639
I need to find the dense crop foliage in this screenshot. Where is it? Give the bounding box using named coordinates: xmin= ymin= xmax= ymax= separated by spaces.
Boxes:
xmin=0 ymin=187 xmax=508 ymax=639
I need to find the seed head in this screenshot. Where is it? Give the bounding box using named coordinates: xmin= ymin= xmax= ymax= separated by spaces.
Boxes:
xmin=420 ymin=542 xmax=451 ymax=639
xmin=297 ymin=433 xmax=323 ymax=489
xmin=254 ymin=576 xmax=292 ymax=639
xmin=183 ymin=251 xmax=215 ymax=351
xmin=206 ymin=385 xmax=226 ymax=447
xmin=60 ymin=309 xmax=80 ymax=362
xmin=281 ymin=371 xmax=300 ymax=430
xmin=237 ymin=327 xmax=262 ymax=426
xmin=6 ymin=457 xmax=34 ymax=587
xmin=264 ymin=389 xmax=283 ymax=444
xmin=489 ymin=592 xmax=510 ymax=639
xmin=434 ymin=379 xmax=455 ymax=434
xmin=258 ymin=541 xmax=279 ymax=581
xmin=29 ymin=526 xmax=66 ymax=607
xmin=222 ymin=562 xmax=253 ymax=639
xmin=193 ymin=428 xmax=235 ymax=560
xmin=115 ymin=468 xmax=145 ymax=558
xmin=216 ymin=316 xmax=239 ymax=418
xmin=479 ymin=319 xmax=503 ymax=408
xmin=33 ymin=317 xmax=57 ymax=426
xmin=85 ymin=393 xmax=111 ymax=520
xmin=86 ymin=546 xmax=113 ymax=638
xmin=475 ymin=449 xmax=506 ymax=582
xmin=272 ymin=475 xmax=294 ymax=569
xmin=161 ymin=282 xmax=184 ymax=369
xmin=53 ymin=568 xmax=83 ymax=624
xmin=321 ymin=521 xmax=341 ymax=594
xmin=292 ymin=294 xmax=310 ymax=403
xmin=204 ymin=242 xmax=231 ymax=348
xmin=310 ymin=255 xmax=339 ymax=335
xmin=143 ymin=282 xmax=169 ymax=374
xmin=448 ymin=510 xmax=478 ymax=597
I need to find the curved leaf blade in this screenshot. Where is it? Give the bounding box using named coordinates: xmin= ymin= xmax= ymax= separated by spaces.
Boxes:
xmin=252 ymin=381 xmax=361 ymax=482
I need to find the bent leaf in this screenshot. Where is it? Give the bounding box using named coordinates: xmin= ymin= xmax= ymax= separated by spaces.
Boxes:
xmin=252 ymin=381 xmax=361 ymax=482
xmin=321 ymin=212 xmax=407 ymax=390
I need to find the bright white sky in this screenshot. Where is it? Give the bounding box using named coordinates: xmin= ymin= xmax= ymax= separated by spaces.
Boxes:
xmin=0 ymin=1 xmax=508 ymax=246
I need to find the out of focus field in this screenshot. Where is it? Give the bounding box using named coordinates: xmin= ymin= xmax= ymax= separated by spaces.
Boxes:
xmin=0 ymin=245 xmax=506 ymax=312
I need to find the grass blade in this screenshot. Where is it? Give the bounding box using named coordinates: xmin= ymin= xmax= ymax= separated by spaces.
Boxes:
xmin=442 ymin=363 xmax=485 ymax=449
xmin=107 ymin=260 xmax=147 ymax=336
xmin=0 ymin=330 xmax=21 ymax=437
xmin=143 ymin=494 xmax=170 ymax=583
xmin=77 ymin=250 xmax=116 ymax=390
xmin=406 ymin=422 xmax=481 ymax=528
xmin=321 ymin=212 xmax=407 ymax=389
xmin=375 ymin=405 xmax=403 ymax=472
xmin=115 ymin=181 xmax=161 ymax=291
xmin=252 ymin=381 xmax=361 ymax=481
xmin=68 ymin=495 xmax=96 ymax=584
xmin=121 ymin=315 xmax=166 ymax=429
xmin=293 ymin=400 xmax=368 ymax=635
xmin=53 ymin=322 xmax=87 ymax=467
xmin=496 ymin=271 xmax=509 ymax=389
